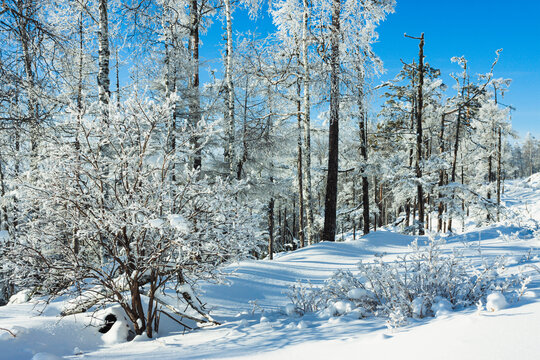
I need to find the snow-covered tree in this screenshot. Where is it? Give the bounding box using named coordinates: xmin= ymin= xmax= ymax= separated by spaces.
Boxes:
xmin=4 ymin=93 xmax=262 ymax=337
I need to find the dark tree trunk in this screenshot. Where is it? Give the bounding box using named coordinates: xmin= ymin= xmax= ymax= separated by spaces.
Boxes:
xmin=437 ymin=114 xmax=446 ymax=232
xmin=358 ymin=86 xmax=370 ymax=235
xmin=268 ymin=197 xmax=274 ymax=260
xmin=236 ymin=76 xmax=249 ymax=180
xmin=373 ymin=176 xmax=378 ymax=232
xmin=413 ymin=33 xmax=425 ymax=235
xmin=189 ymin=0 xmax=201 ymax=170
xmin=377 ymin=183 xmax=383 ymax=228
xmin=322 ymin=0 xmax=341 ymax=242
xmin=496 ymin=127 xmax=502 ymax=221
xmin=487 ymin=154 xmax=492 ymax=221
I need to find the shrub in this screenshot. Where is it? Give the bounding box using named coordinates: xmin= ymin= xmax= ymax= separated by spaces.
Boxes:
xmin=287 ymin=237 xmax=527 ymax=327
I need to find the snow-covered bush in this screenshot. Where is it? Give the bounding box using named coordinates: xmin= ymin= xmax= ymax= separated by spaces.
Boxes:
xmin=287 ymin=238 xmax=525 ymax=327
xmin=286 ymin=281 xmax=322 ymax=315
xmin=3 ymin=94 xmax=263 ymax=338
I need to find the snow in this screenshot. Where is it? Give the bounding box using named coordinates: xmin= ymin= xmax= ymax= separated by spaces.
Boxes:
xmin=0 ymin=230 xmax=8 ymax=243
xmin=485 ymin=293 xmax=508 ymax=312
xmin=8 ymin=289 xmax=31 ymax=305
xmin=431 ymin=297 xmax=453 ymax=317
xmin=102 ymin=319 xmax=131 ymax=345
xmin=411 ymin=297 xmax=428 ymax=318
xmin=332 ymin=300 xmax=354 ymax=315
xmin=347 ymin=288 xmax=373 ymax=299
xmin=284 ymin=303 xmax=297 ymax=316
xmin=167 ymin=214 xmax=190 ymax=233
xmin=1 ymin=175 xmax=540 ymax=359
xmin=148 ymin=218 xmax=165 ymax=228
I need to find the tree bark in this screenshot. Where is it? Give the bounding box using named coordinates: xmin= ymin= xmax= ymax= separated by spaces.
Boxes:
xmin=17 ymin=0 xmax=39 ymax=166
xmin=189 ymin=0 xmax=202 ymax=170
xmin=496 ymin=127 xmax=502 ymax=221
xmin=97 ymin=0 xmax=110 ymax=124
xmin=301 ymin=0 xmax=314 ymax=245
xmin=437 ymin=114 xmax=446 ymax=232
xmin=297 ymin=81 xmax=305 ymax=247
xmin=322 ymin=0 xmax=340 ymax=242
xmin=224 ymin=0 xmax=235 ymax=176
xmin=358 ymin=83 xmax=370 ymax=235
xmin=236 ymin=77 xmax=249 ymax=180
xmin=414 ymin=33 xmax=425 ymax=235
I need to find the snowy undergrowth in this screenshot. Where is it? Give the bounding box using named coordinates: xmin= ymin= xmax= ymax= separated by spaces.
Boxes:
xmin=1 ymin=174 xmax=540 ymax=359
xmin=287 ymin=237 xmax=531 ymax=328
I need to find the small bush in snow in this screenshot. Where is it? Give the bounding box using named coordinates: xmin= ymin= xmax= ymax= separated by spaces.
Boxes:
xmin=286 ymin=281 xmax=322 ymax=315
xmin=287 ymin=238 xmax=526 ymax=327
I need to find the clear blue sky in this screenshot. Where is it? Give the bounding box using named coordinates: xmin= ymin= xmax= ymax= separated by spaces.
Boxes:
xmin=201 ymin=0 xmax=540 ymax=139
xmin=372 ymin=0 xmax=540 ymax=139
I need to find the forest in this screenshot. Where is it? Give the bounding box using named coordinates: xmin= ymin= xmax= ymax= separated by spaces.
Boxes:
xmin=1 ymin=0 xmax=540 ymax=356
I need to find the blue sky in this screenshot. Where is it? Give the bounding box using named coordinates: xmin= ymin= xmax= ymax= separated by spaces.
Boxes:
xmin=200 ymin=0 xmax=540 ymax=139
xmin=372 ymin=0 xmax=540 ymax=139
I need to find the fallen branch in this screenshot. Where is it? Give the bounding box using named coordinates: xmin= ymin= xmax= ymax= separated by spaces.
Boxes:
xmin=152 ymin=294 xmax=221 ymax=326
xmin=0 ymin=328 xmax=16 ymax=338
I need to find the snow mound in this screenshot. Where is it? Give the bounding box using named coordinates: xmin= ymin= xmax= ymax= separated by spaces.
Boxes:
xmin=332 ymin=300 xmax=354 ymax=315
xmin=347 ymin=288 xmax=374 ymax=300
xmin=8 ymin=289 xmax=31 ymax=304
xmin=285 ymin=303 xmax=298 ymax=316
xmin=486 ymin=293 xmax=508 ymax=312
xmin=526 ymin=173 xmax=540 ymax=187
xmin=431 ymin=298 xmax=453 ymax=317
xmin=412 ymin=297 xmax=428 ymax=318
xmin=92 ymin=306 xmax=133 ymax=345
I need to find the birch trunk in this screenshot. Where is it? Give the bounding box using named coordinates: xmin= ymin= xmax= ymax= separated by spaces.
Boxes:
xmin=301 ymin=0 xmax=314 ymax=245
xmin=224 ymin=0 xmax=235 ymax=176
xmin=17 ymin=1 xmax=39 ymax=167
xmin=97 ymin=0 xmax=110 ymax=124
xmin=296 ymin=80 xmax=305 ymax=247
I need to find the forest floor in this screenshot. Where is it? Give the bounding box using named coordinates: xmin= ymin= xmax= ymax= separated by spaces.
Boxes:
xmin=2 ymin=174 xmax=540 ymax=360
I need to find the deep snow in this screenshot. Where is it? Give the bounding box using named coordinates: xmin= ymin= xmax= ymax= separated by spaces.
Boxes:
xmin=1 ymin=175 xmax=540 ymax=360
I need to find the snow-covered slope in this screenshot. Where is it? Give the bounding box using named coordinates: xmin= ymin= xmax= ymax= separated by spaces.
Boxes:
xmin=1 ymin=175 xmax=540 ymax=360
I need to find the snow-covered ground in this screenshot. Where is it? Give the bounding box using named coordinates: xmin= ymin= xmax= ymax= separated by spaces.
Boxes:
xmin=2 ymin=175 xmax=540 ymax=360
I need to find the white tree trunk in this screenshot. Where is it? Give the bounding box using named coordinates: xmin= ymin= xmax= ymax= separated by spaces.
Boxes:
xmin=301 ymin=0 xmax=314 ymax=245
xmin=224 ymin=0 xmax=235 ymax=176
xmin=97 ymin=0 xmax=110 ymax=124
